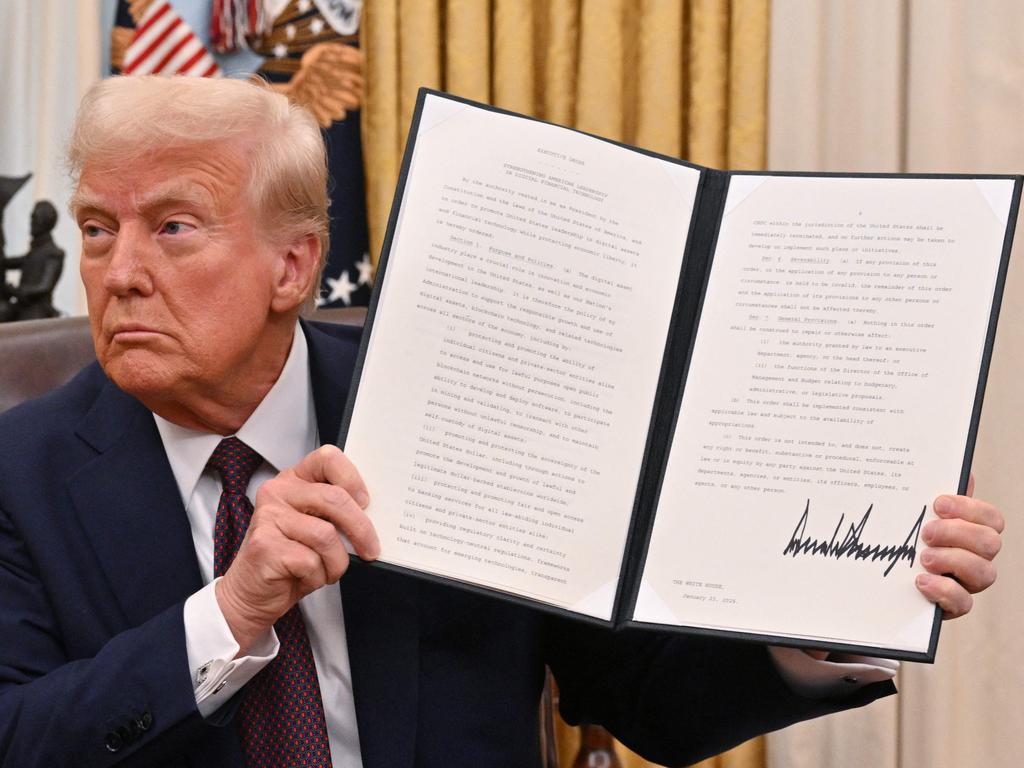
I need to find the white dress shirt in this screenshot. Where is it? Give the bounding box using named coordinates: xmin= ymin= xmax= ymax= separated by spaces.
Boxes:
xmin=155 ymin=325 xmax=363 ymax=767
xmin=154 ymin=323 xmax=895 ymax=766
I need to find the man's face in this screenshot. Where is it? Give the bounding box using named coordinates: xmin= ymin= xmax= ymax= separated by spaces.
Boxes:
xmin=75 ymin=145 xmax=289 ymax=423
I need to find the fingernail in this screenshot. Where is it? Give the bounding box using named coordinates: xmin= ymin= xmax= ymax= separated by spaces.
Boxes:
xmin=921 ymin=521 xmax=936 ymax=544
xmin=920 ymin=550 xmax=934 ymax=567
xmin=367 ymin=542 xmax=380 ymax=560
xmin=355 ymin=490 xmax=370 ymax=508
xmin=916 ymin=573 xmax=933 ymax=588
xmin=934 ymin=496 xmax=953 ymax=516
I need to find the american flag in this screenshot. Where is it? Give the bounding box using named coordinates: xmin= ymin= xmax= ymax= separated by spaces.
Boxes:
xmin=122 ymin=0 xmax=221 ymax=77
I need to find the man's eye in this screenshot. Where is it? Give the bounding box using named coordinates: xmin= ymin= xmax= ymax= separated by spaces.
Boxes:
xmin=83 ymin=224 xmax=105 ymax=238
xmin=162 ymin=221 xmax=195 ymax=235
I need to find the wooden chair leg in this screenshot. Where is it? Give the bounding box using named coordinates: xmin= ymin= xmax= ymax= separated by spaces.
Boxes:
xmin=572 ymin=725 xmax=623 ymax=768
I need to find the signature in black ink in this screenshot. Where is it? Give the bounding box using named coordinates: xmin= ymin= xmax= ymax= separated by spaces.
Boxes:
xmin=782 ymin=500 xmax=926 ymax=577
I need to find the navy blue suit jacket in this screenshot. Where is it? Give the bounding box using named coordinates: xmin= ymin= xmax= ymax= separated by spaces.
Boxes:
xmin=0 ymin=321 xmax=894 ymax=767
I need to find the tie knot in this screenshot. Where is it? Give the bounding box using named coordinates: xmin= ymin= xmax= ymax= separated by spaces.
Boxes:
xmin=207 ymin=437 xmax=263 ymax=496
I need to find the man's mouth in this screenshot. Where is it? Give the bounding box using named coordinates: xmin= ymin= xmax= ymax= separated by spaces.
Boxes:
xmin=109 ymin=324 xmax=162 ymax=342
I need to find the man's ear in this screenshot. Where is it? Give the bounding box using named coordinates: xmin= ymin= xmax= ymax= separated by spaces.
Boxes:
xmin=270 ymin=234 xmax=320 ymax=313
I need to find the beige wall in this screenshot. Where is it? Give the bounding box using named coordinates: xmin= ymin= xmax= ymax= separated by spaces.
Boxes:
xmin=767 ymin=2 xmax=1024 ymax=767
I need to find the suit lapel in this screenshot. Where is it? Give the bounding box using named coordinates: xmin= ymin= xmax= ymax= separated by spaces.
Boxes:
xmin=303 ymin=318 xmax=359 ymax=447
xmin=68 ymin=381 xmax=203 ymax=627
xmin=304 ymin=320 xmax=422 ymax=767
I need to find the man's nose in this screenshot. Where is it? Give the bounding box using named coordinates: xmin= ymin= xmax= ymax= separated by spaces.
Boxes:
xmin=103 ymin=224 xmax=154 ymax=296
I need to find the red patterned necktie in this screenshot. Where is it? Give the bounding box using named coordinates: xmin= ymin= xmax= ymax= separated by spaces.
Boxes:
xmin=209 ymin=437 xmax=333 ymax=767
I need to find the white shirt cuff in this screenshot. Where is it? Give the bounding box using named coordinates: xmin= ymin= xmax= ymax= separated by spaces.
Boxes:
xmin=183 ymin=578 xmax=279 ymax=717
xmin=768 ymin=646 xmax=899 ymax=699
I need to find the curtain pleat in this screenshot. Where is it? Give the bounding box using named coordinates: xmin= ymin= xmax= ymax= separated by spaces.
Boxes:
xmin=362 ymin=0 xmax=400 ymax=260
xmin=446 ymin=0 xmax=491 ymax=102
xmin=397 ymin=0 xmax=441 ymax=131
xmin=727 ymin=0 xmax=768 ymax=168
xmin=493 ymin=0 xmax=534 ymax=113
xmin=635 ymin=0 xmax=685 ymax=157
xmin=362 ymin=5 xmax=771 ymax=761
xmin=687 ymin=0 xmax=729 ymax=166
xmin=541 ymin=0 xmax=580 ymax=125
xmin=575 ymin=0 xmax=626 ymax=141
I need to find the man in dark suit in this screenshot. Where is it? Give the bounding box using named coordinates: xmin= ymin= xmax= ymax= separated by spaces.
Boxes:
xmin=0 ymin=76 xmax=1003 ymax=767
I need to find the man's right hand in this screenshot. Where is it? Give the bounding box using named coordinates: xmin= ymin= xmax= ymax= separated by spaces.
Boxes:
xmin=215 ymin=444 xmax=378 ymax=653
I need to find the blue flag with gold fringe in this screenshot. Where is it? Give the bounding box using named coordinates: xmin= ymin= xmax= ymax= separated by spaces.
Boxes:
xmin=110 ymin=0 xmax=372 ymax=308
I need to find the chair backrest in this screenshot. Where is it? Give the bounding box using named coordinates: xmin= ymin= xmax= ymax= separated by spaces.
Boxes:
xmin=0 ymin=315 xmax=94 ymax=414
xmin=0 ymin=307 xmax=367 ymax=415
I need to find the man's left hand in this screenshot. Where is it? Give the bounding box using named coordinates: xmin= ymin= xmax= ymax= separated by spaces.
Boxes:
xmin=917 ymin=474 xmax=1003 ymax=619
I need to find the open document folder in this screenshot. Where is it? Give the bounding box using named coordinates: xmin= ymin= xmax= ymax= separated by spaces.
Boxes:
xmin=338 ymin=89 xmax=1021 ymax=662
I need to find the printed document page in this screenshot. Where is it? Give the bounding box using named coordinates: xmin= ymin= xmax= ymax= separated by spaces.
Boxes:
xmin=635 ymin=175 xmax=1014 ymax=652
xmin=345 ymin=94 xmax=701 ymax=619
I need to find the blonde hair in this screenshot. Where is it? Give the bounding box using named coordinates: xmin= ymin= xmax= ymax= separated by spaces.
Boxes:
xmin=68 ymin=75 xmax=330 ymax=295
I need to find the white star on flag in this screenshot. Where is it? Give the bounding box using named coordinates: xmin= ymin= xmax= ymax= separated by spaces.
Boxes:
xmin=356 ymin=253 xmax=373 ymax=286
xmin=310 ymin=18 xmax=325 ymax=35
xmin=297 ymin=0 xmax=313 ymax=12
xmin=325 ymin=270 xmax=357 ymax=305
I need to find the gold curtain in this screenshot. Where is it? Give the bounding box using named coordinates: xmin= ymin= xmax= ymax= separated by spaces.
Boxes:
xmin=361 ymin=2 xmax=769 ymax=766
xmin=362 ymin=0 xmax=768 ymax=263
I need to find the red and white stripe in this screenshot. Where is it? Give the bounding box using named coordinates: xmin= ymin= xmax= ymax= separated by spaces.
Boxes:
xmin=123 ymin=0 xmax=222 ymax=77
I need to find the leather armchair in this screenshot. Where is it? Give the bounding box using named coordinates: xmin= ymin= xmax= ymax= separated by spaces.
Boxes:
xmin=0 ymin=315 xmax=95 ymax=414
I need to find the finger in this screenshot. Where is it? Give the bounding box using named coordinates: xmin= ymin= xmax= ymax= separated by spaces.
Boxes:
xmin=237 ymin=531 xmax=331 ymax=594
xmin=259 ymin=478 xmax=379 ymax=560
xmin=919 ymin=546 xmax=998 ymax=594
xmin=264 ymin=481 xmax=380 ymax=561
xmin=260 ymin=477 xmax=357 ymax=519
xmin=966 ymin=472 xmax=975 ymax=498
xmin=275 ymin=539 xmax=330 ymax=595
xmin=239 ymin=522 xmax=327 ymax=584
xmin=276 ymin=512 xmax=350 ymax=584
xmin=303 ymin=481 xmax=379 ymax=560
xmin=291 ymin=445 xmax=370 ymax=508
xmin=932 ymin=494 xmax=1004 ymax=534
xmin=916 ymin=572 xmax=973 ymax=620
xmin=922 ymin=517 xmax=1002 ymax=560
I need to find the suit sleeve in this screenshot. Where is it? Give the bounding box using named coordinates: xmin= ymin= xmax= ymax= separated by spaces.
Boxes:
xmin=544 ymin=617 xmax=896 ymax=767
xmin=0 ymin=505 xmax=231 ymax=768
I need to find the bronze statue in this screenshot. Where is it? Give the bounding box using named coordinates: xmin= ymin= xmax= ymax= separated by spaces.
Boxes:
xmin=0 ymin=174 xmax=30 ymax=214
xmin=0 ymin=200 xmax=65 ymax=321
